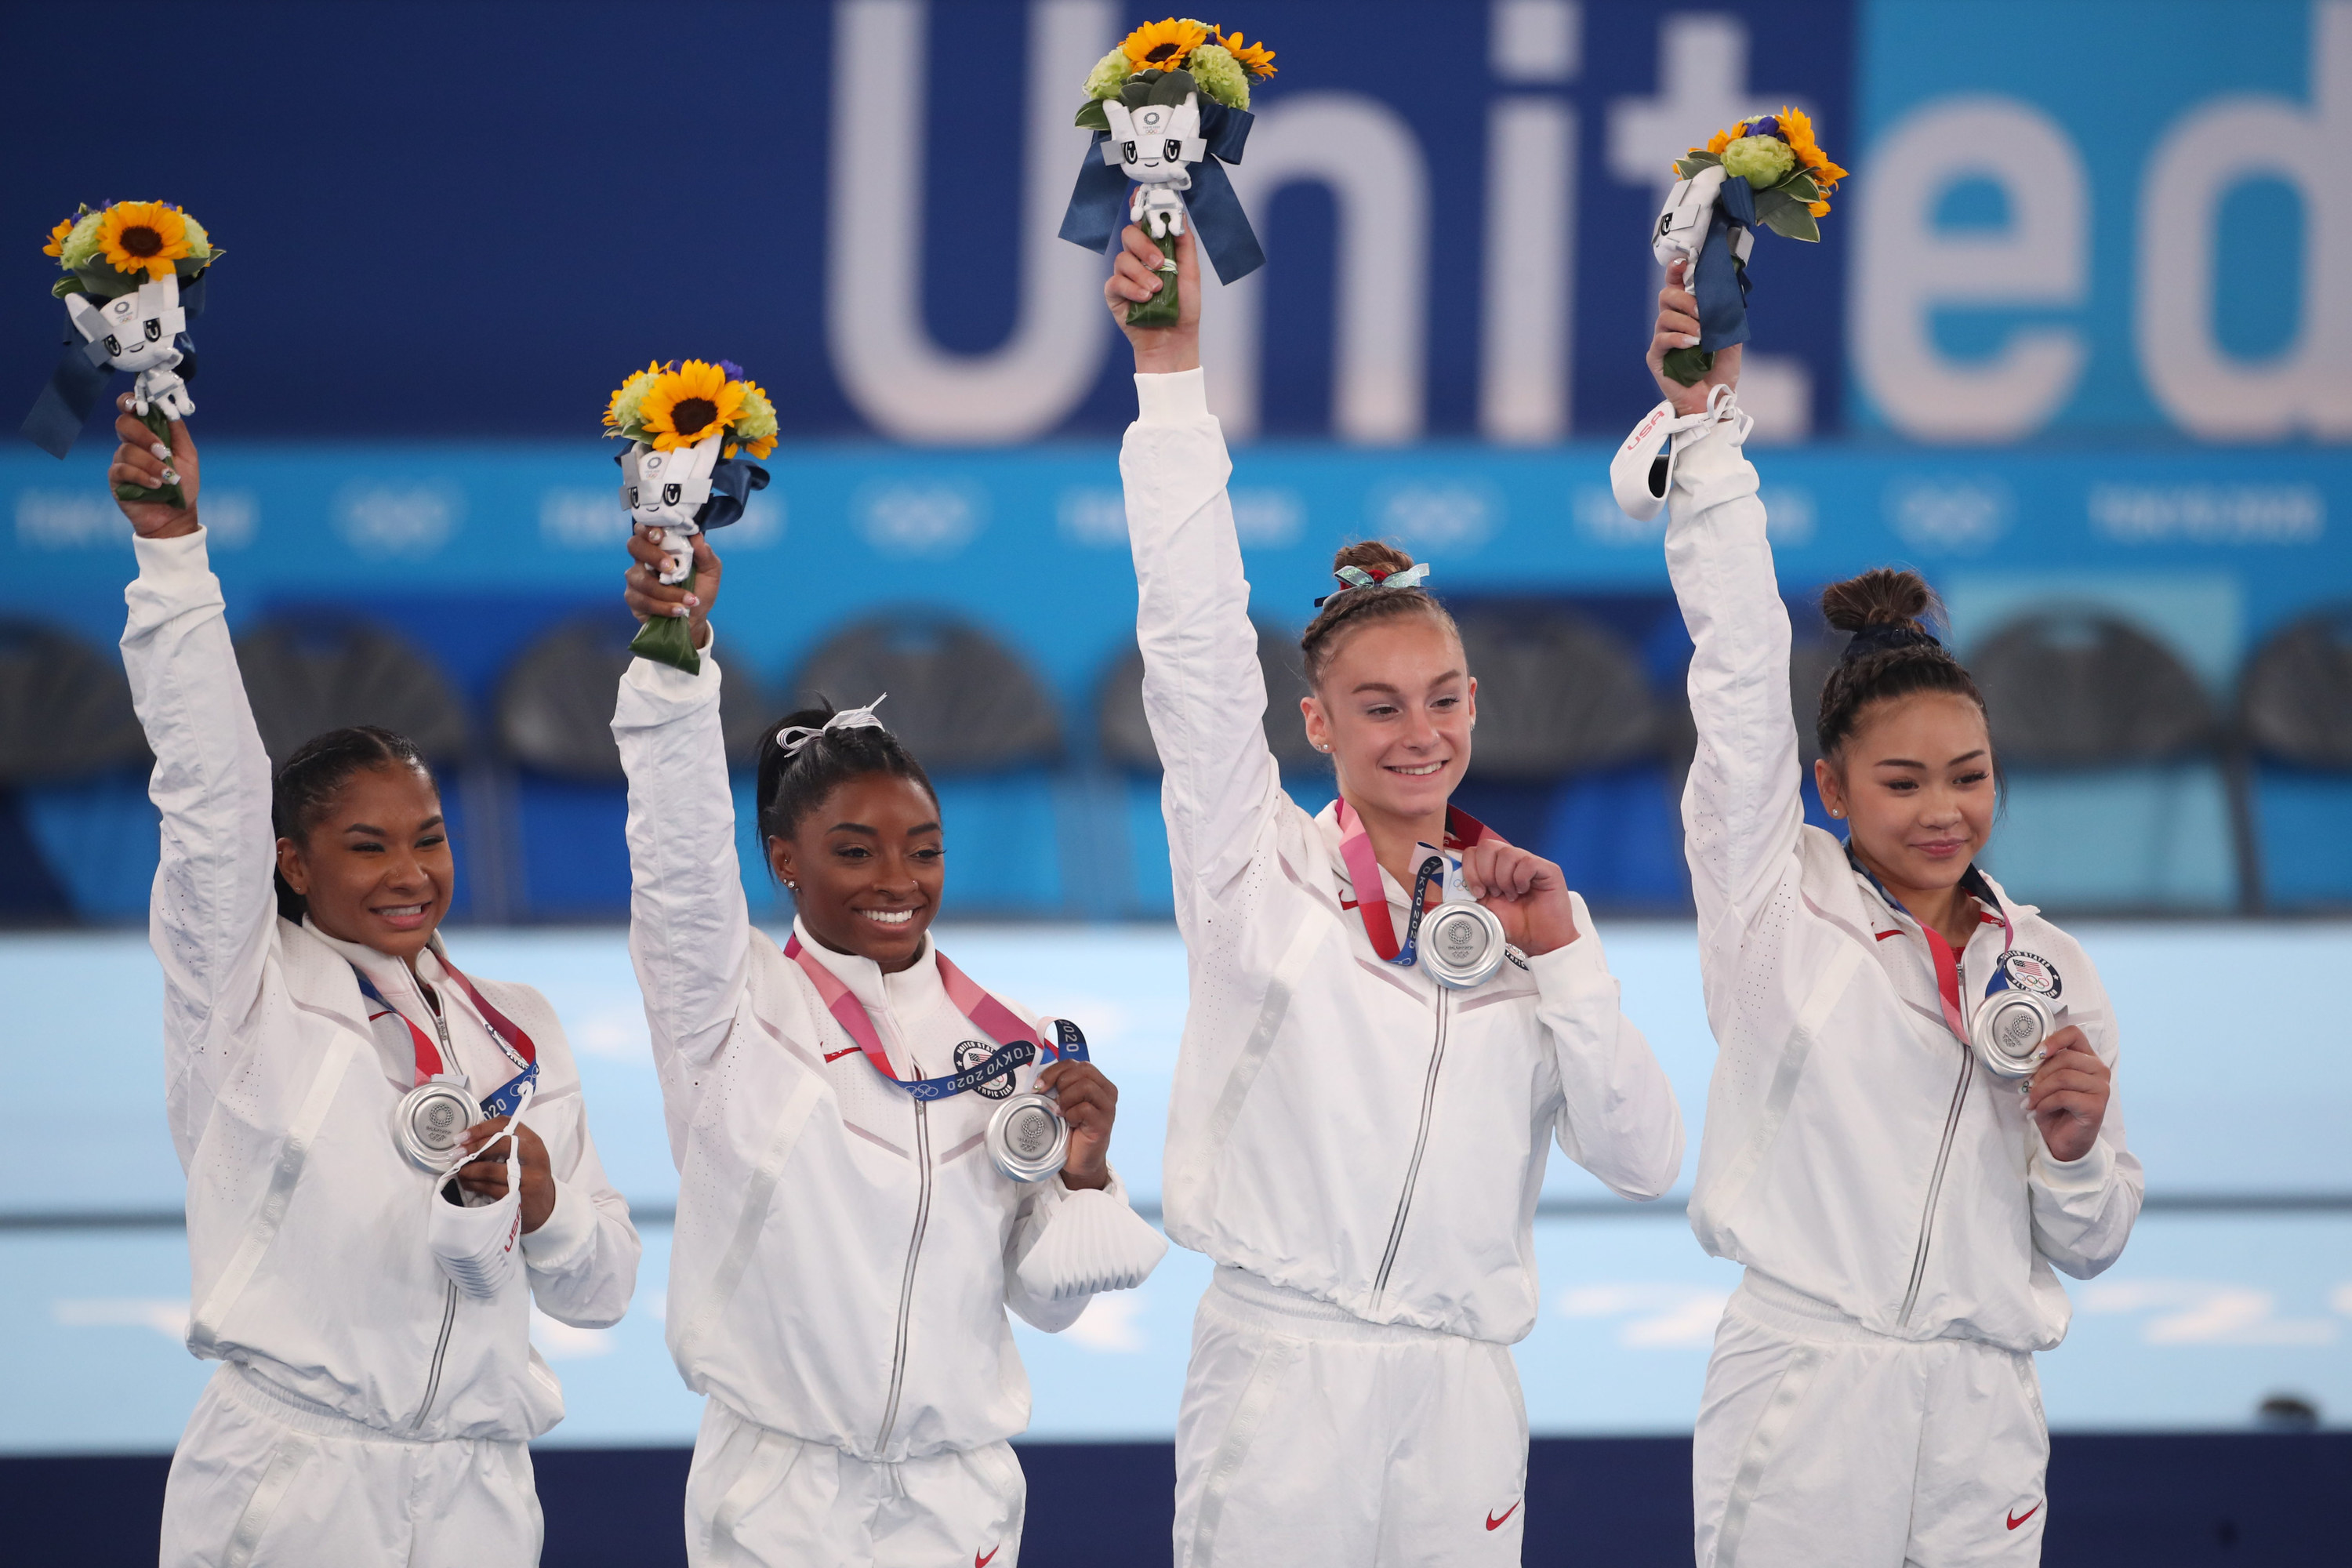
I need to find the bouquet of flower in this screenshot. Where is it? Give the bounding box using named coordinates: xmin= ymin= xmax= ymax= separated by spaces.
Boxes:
xmin=605 ymin=359 xmax=775 ymax=674
xmin=1653 ymin=107 xmax=1845 ymax=385
xmin=1059 ymin=18 xmax=1276 ymax=324
xmin=22 ymin=201 xmax=222 ymax=506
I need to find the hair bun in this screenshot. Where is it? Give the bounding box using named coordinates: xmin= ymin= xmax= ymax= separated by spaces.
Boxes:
xmin=1820 ymin=568 xmax=1939 ymax=635
xmin=1331 ymin=539 xmax=1417 ymax=579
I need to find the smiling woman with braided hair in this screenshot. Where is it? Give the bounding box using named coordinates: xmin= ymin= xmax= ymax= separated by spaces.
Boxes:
xmin=1102 ymin=223 xmax=1685 ymax=1566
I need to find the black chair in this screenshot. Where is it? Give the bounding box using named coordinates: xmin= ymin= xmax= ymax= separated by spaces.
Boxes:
xmin=0 ymin=619 xmax=147 ymax=784
xmin=2239 ymin=605 xmax=2352 ymax=770
xmin=234 ymin=616 xmax=470 ymax=765
xmin=785 ymin=613 xmax=1061 ymax=773
xmin=499 ymin=616 xmax=771 ymax=782
xmin=1454 ymin=609 xmax=1657 ymax=782
xmin=2234 ymin=604 xmax=2352 ymax=909
xmin=1095 ymin=622 xmax=1320 ymax=777
xmin=1971 ymin=611 xmax=2214 ymax=768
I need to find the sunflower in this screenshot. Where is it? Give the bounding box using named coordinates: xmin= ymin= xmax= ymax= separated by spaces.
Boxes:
xmin=41 ymin=216 xmax=74 ymax=260
xmin=1775 ymin=105 xmax=1847 ymax=192
xmin=1212 ymin=27 xmax=1276 ymax=77
xmin=96 ymin=201 xmax=191 ymax=281
xmin=639 ymin=360 xmax=746 ymax=452
xmin=1121 ymin=16 xmax=1208 ymax=74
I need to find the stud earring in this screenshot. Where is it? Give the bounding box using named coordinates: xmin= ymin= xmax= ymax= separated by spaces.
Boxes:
xmin=784 ymin=879 xmax=798 ymax=892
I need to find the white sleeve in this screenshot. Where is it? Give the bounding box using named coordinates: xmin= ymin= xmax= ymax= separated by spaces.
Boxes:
xmin=1002 ymin=1166 xmax=1164 ymax=1332
xmin=521 ymin=1077 xmax=644 ymax=1329
xmin=1529 ymin=895 xmax=1686 ymax=1200
xmin=1122 ymin=368 xmax=1288 ymax=916
xmin=118 ymin=528 xmax=278 ymax=1160
xmin=613 ymin=642 xmax=753 ymax=1080
xmin=2027 ymin=961 xmax=2143 ymax=1278
xmin=1662 ymin=423 xmax=1806 ymax=941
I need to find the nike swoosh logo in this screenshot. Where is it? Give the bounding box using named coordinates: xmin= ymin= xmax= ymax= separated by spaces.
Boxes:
xmin=1486 ymin=1502 xmax=1519 ymax=1531
xmin=2007 ymin=1504 xmax=2040 ymax=1530
xmin=976 ymin=1548 xmax=999 ymax=1567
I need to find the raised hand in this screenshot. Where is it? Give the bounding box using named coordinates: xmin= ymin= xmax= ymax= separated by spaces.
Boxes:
xmin=623 ymin=528 xmax=721 ymax=651
xmin=2025 ymin=1025 xmax=2111 ymax=1163
xmin=1105 ymin=221 xmax=1200 ymax=374
xmin=1646 ymin=256 xmax=1743 ymax=417
xmin=1458 ymin=838 xmax=1581 ymax=957
xmin=107 ymin=394 xmax=199 ymax=539
xmin=1035 ymin=1059 xmax=1118 ymax=1192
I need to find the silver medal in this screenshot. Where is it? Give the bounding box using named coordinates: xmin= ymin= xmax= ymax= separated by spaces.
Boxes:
xmin=1421 ymin=901 xmax=1508 ymax=989
xmin=986 ymin=1091 xmax=1070 ymax=1183
xmin=394 ymin=1079 xmax=480 ymax=1171
xmin=1969 ymin=988 xmax=2056 ymax=1080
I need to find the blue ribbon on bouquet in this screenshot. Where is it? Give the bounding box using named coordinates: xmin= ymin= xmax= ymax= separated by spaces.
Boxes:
xmin=20 ymin=272 xmax=208 ymax=459
xmin=1058 ymin=98 xmax=1265 ymax=285
xmin=1693 ymin=175 xmax=1755 ymax=355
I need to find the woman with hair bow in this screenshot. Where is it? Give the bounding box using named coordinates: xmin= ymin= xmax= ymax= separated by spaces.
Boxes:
xmin=1103 ymin=226 xmax=1686 ymax=1566
xmin=613 ymin=528 xmax=1166 ymax=1567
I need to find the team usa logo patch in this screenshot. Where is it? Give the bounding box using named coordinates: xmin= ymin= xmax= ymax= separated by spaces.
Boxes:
xmin=956 ymin=1040 xmax=1017 ymax=1099
xmin=1998 ymin=951 xmax=2062 ymax=999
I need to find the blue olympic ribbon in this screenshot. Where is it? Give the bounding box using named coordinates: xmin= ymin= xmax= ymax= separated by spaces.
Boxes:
xmin=478 ymin=1064 xmax=539 ymax=1121
xmin=897 ymin=1022 xmax=1089 ymax=1105
xmin=1382 ymin=853 xmax=1454 ymax=971
xmin=1058 ymin=98 xmax=1265 ymax=284
xmin=1693 ymin=176 xmax=1755 ymax=356
xmin=20 ymin=272 xmax=208 ymax=459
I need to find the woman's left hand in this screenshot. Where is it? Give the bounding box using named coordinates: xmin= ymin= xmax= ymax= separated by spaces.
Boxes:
xmin=452 ymin=1117 xmax=557 ymax=1232
xmin=2026 ymin=1026 xmax=2111 ymax=1163
xmin=1036 ymin=1060 xmax=1117 ymax=1192
xmin=1458 ymin=839 xmax=1581 ymax=956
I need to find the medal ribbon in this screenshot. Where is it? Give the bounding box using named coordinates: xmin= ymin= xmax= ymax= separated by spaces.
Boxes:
xmin=1846 ymin=851 xmax=2013 ymax=1047
xmin=1334 ymin=799 xmax=1495 ymax=966
xmin=783 ymin=935 xmax=1073 ymax=1102
xmin=350 ymin=952 xmax=540 ymax=1117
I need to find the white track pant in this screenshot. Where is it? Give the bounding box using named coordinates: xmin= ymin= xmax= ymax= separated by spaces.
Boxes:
xmin=684 ymin=1397 xmax=1026 ymax=1567
xmin=1694 ymin=1273 xmax=2049 ymax=1568
xmin=159 ymin=1363 xmax=541 ymax=1568
xmin=1172 ymin=1266 xmax=1529 ymax=1568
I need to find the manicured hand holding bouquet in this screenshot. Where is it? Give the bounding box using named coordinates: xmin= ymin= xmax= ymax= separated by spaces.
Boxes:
xmin=22 ymin=201 xmax=221 ymax=506
xmin=605 ymin=359 xmax=774 ymax=675
xmin=1653 ymin=108 xmax=1845 ymax=385
xmin=1059 ymin=17 xmax=1274 ymax=325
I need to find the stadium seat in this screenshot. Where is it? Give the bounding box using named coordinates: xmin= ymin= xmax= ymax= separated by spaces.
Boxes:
xmin=1969 ymin=609 xmax=2233 ymax=911
xmin=0 ymin=620 xmax=153 ymax=922
xmin=2237 ymin=605 xmax=2352 ymax=909
xmin=235 ymin=615 xmax=470 ymax=765
xmin=499 ymin=615 xmax=771 ymax=782
xmin=1094 ymin=622 xmax=1320 ymax=777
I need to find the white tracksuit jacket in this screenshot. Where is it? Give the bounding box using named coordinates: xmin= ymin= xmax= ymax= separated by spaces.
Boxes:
xmin=1668 ymin=419 xmax=2143 ymax=1349
xmin=612 ymin=644 xmax=1143 ymax=1464
xmin=1124 ymin=369 xmax=1686 ymax=1341
xmin=122 ymin=529 xmax=641 ymax=1439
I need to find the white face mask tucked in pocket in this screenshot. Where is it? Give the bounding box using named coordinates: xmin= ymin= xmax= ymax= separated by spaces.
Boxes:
xmin=425 ymin=1083 xmax=533 ymax=1299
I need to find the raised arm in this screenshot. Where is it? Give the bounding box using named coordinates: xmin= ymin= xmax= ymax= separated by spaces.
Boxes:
xmin=614 ymin=531 xmax=753 ymax=1078
xmin=1646 ymin=268 xmax=1804 ymax=935
xmin=109 ymin=402 xmax=277 ymax=1156
xmin=1110 ymin=225 xmax=1285 ymax=908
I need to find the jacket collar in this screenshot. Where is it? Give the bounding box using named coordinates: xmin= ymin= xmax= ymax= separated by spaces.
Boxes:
xmin=789 ymin=916 xmax=946 ymax=1022
xmin=1313 ymin=800 xmax=1409 ymax=910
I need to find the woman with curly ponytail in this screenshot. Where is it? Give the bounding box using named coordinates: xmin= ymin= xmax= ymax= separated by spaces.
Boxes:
xmin=1642 ymin=259 xmax=2140 ymax=1565
xmin=1105 ymin=222 xmax=1684 ymax=1563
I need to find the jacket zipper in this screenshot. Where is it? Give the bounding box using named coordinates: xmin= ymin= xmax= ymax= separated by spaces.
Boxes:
xmin=1898 ymin=1040 xmax=1974 ymax=1327
xmin=875 ymin=1058 xmax=933 ymax=1452
xmin=413 ymin=1279 xmax=459 ymax=1430
xmin=1374 ymin=989 xmax=1450 ymax=1300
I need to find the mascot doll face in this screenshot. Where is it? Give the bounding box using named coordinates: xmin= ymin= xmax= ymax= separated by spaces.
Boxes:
xmin=621 ymin=430 xmax=725 ymax=532
xmin=67 ymin=277 xmax=186 ymax=373
xmin=1105 ymin=96 xmax=1202 ymax=186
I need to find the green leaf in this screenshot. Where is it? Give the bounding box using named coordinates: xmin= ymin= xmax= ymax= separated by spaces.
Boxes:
xmin=1759 ymin=203 xmax=1821 ymax=242
xmin=1074 ymin=98 xmax=1110 ymax=131
xmin=1660 ymin=345 xmax=1714 ymax=387
xmin=1672 ymin=151 xmax=1722 ymax=180
xmin=50 ymin=276 xmax=86 ymax=299
xmin=1752 ymin=185 xmax=1795 ymax=219
xmin=1777 ymin=172 xmax=1820 ymax=202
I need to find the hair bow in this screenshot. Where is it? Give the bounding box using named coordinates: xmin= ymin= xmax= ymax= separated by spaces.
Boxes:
xmin=1314 ymin=562 xmax=1432 ymax=608
xmin=777 ymin=694 xmax=888 ymax=757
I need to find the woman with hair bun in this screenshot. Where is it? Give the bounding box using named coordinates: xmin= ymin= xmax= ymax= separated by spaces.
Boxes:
xmin=1105 ymin=226 xmax=1684 ymax=1565
xmin=1639 ymin=261 xmax=2141 ymax=1565
xmin=105 ymin=398 xmax=641 ymax=1567
xmin=613 ymin=526 xmax=1162 ymax=1566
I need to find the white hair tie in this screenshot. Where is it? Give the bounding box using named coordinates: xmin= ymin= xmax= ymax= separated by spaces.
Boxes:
xmin=776 ymin=693 xmax=888 ymax=758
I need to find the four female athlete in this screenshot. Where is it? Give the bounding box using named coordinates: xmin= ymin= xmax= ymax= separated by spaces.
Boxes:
xmin=614 ymin=525 xmax=1165 ymax=1566
xmin=108 ymin=397 xmax=642 ymax=1567
xmin=1105 ymin=223 xmax=1686 ymax=1566
xmin=1639 ymin=261 xmax=2142 ymax=1566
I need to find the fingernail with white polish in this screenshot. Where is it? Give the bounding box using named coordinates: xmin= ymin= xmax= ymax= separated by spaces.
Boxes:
xmin=151 ymin=442 xmax=172 ymax=459
xmin=162 ymin=468 xmax=180 ymax=485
